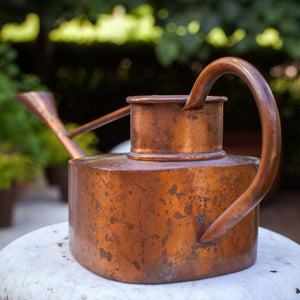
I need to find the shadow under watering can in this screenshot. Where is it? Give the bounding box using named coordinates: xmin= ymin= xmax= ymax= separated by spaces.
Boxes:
xmin=15 ymin=57 xmax=281 ymax=284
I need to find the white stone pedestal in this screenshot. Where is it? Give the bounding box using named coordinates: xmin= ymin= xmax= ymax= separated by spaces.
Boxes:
xmin=0 ymin=223 xmax=299 ymax=300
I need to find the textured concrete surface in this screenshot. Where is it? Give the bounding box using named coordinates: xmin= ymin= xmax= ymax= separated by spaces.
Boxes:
xmin=1 ymin=223 xmax=300 ymax=299
xmin=0 ymin=183 xmax=68 ymax=249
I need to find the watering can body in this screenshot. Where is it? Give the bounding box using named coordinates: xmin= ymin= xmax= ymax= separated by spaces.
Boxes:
xmin=15 ymin=57 xmax=281 ymax=284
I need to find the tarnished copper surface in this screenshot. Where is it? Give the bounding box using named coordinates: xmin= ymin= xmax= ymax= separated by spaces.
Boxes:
xmin=127 ymin=95 xmax=227 ymax=161
xmin=69 ymin=154 xmax=259 ymax=283
xmin=15 ymin=57 xmax=281 ymax=284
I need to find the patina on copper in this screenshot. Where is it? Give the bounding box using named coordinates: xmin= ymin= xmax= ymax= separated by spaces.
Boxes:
xmin=15 ymin=57 xmax=281 ymax=284
xmin=127 ymin=95 xmax=227 ymax=161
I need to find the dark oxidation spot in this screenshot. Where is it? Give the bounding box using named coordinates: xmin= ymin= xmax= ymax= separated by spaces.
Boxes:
xmin=207 ymin=123 xmax=213 ymax=132
xmin=162 ymin=218 xmax=172 ymax=247
xmin=96 ymin=202 xmax=101 ymax=211
xmin=174 ymin=212 xmax=186 ymax=219
xmin=57 ymin=242 xmax=63 ymax=247
xmin=166 ymin=218 xmax=172 ymax=228
xmin=161 ymin=248 xmax=167 ymax=256
xmin=99 ymin=248 xmax=112 ymax=262
xmin=191 ymin=250 xmax=199 ymax=260
xmin=150 ymin=234 xmax=160 ymax=240
xmin=126 ymin=222 xmax=134 ymax=230
xmin=161 ymin=235 xmax=169 ymax=247
xmin=110 ymin=217 xmax=118 ymax=224
xmin=195 ymin=214 xmax=206 ymax=225
xmin=201 ymin=196 xmax=210 ymax=202
xmin=296 ymin=288 xmax=300 ymax=294
xmin=105 ymin=234 xmax=112 ymax=242
xmin=159 ymin=197 xmax=166 ymax=205
xmin=270 ymin=270 xmax=278 ymax=273
xmin=132 ymin=260 xmax=140 ymax=271
xmin=168 ymin=184 xmax=177 ymax=195
xmin=184 ymin=204 xmax=193 ymax=215
xmin=176 ymin=192 xmax=186 ymax=200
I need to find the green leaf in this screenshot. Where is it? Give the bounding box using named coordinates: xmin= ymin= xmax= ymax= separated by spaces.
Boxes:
xmin=180 ymin=33 xmax=200 ymax=55
xmin=155 ymin=34 xmax=180 ymax=66
xmin=285 ymin=39 xmax=300 ymax=59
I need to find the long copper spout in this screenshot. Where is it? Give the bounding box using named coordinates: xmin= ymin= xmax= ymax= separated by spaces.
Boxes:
xmin=14 ymin=91 xmax=131 ymax=159
xmin=14 ymin=91 xmax=85 ymax=159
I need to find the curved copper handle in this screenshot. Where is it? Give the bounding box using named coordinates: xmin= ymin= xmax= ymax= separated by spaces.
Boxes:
xmin=184 ymin=57 xmax=281 ymax=244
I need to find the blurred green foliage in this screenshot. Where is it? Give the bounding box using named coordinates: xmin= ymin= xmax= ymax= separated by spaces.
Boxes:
xmin=0 ymin=0 xmax=300 ymax=177
xmin=153 ymin=0 xmax=300 ymax=65
xmin=0 ymin=42 xmax=47 ymax=188
xmin=0 ymin=0 xmax=85 ymax=31
xmin=0 ymin=13 xmax=40 ymax=43
xmin=37 ymin=123 xmax=99 ymax=167
xmin=49 ymin=5 xmax=161 ymax=45
xmin=0 ymin=42 xmax=100 ymax=188
xmin=0 ymin=143 xmax=41 ymax=190
xmin=270 ymin=73 xmax=300 ymax=173
xmin=1 ymin=0 xmax=299 ymax=64
xmin=0 ymin=43 xmax=47 ymax=161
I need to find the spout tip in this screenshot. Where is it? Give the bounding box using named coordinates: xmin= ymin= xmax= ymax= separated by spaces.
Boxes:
xmin=14 ymin=91 xmax=58 ymax=121
xmin=14 ymin=91 xmax=52 ymax=102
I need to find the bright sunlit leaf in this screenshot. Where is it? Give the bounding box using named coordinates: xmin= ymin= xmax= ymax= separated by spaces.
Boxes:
xmin=256 ymin=28 xmax=283 ymax=50
xmin=0 ymin=13 xmax=39 ymax=42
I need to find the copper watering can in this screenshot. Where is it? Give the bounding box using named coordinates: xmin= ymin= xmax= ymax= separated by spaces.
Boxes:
xmin=15 ymin=57 xmax=281 ymax=284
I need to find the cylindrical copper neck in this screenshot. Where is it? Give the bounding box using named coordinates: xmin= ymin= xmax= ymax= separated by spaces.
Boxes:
xmin=127 ymin=95 xmax=227 ymax=161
